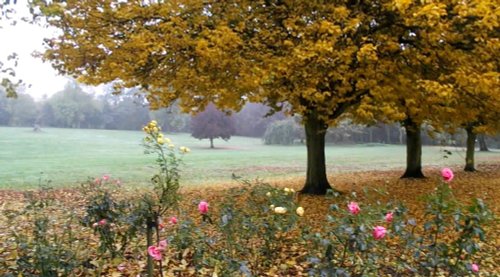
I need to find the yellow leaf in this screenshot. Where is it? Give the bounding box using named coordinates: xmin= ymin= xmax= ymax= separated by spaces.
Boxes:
xmin=90 ymin=260 xmax=100 ymax=268
xmin=286 ymin=259 xmax=296 ymax=266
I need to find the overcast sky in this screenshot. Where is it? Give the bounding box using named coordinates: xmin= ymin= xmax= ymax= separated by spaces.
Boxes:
xmin=0 ymin=2 xmax=79 ymax=100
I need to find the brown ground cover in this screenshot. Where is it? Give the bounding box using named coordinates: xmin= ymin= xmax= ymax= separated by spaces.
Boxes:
xmin=0 ymin=162 xmax=498 ymax=276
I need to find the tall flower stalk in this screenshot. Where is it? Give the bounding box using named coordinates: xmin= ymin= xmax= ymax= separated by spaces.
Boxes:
xmin=142 ymin=120 xmax=189 ymax=276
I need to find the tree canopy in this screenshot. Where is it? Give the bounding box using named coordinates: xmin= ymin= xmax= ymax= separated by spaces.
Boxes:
xmin=37 ymin=0 xmax=398 ymax=119
xmin=35 ymin=0 xmax=499 ymax=194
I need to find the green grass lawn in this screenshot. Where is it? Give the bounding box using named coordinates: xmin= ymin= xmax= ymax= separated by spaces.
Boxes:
xmin=1 ymin=127 xmax=499 ymax=189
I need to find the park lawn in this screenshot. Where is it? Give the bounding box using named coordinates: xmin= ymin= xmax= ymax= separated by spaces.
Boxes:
xmin=1 ymin=126 xmax=500 ymax=189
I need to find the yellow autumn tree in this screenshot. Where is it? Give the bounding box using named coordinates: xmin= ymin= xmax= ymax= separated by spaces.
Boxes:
xmin=34 ymin=0 xmax=498 ymax=193
xmin=411 ymin=0 xmax=499 ymax=173
xmin=356 ymin=0 xmax=499 ymax=178
xmin=425 ymin=38 xmax=499 ymax=172
xmin=33 ymin=0 xmax=389 ymax=194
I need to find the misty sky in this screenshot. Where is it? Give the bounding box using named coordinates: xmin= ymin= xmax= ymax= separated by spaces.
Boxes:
xmin=0 ymin=2 xmax=78 ymax=99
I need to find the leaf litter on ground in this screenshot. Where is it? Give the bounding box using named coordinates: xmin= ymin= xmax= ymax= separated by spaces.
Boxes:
xmin=0 ymin=162 xmax=499 ymax=276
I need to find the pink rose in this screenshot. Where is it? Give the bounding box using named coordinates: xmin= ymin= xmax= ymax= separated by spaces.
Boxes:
xmin=385 ymin=212 xmax=394 ymax=223
xmin=373 ymin=226 xmax=387 ymax=240
xmin=98 ymin=219 xmax=107 ymax=226
xmin=158 ymin=240 xmax=168 ymax=250
xmin=117 ymin=264 xmax=126 ymax=271
xmin=94 ymin=178 xmax=101 ymax=185
xmin=169 ymin=216 xmax=178 ymax=225
xmin=198 ymin=201 xmax=209 ymax=214
xmin=148 ymin=246 xmax=162 ymax=261
xmin=102 ymin=175 xmax=110 ymax=181
xmin=471 ymin=263 xmax=479 ymax=273
xmin=441 ymin=168 xmax=454 ymax=182
xmin=348 ymin=202 xmax=360 ymax=215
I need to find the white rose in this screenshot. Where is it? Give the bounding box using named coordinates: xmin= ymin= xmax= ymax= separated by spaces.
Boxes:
xmin=274 ymin=207 xmax=288 ymax=214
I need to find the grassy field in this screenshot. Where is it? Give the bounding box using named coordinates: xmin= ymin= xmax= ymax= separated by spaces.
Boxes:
xmin=1 ymin=126 xmax=499 ymax=189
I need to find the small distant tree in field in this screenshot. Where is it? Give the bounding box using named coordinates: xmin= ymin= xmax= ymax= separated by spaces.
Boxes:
xmin=191 ymin=103 xmax=235 ymax=148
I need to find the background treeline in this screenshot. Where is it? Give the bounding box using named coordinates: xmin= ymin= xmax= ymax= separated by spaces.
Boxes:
xmin=1 ymin=82 xmax=498 ymax=148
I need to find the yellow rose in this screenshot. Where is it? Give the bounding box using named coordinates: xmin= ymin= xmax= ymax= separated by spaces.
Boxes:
xmin=157 ymin=138 xmax=164 ymax=145
xmin=266 ymin=192 xmax=272 ymax=197
xmin=296 ymin=207 xmax=304 ymax=217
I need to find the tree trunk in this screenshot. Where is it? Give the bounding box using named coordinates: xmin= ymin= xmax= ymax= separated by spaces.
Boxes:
xmin=464 ymin=127 xmax=476 ymax=172
xmin=300 ymin=113 xmax=333 ymax=195
xmin=478 ymin=134 xmax=489 ymax=152
xmin=210 ymin=137 xmax=214 ymax=148
xmin=399 ymin=126 xmax=404 ymax=145
xmin=401 ymin=118 xmax=425 ymax=178
xmin=146 ymin=221 xmax=155 ymax=277
xmin=385 ymin=124 xmax=391 ymax=144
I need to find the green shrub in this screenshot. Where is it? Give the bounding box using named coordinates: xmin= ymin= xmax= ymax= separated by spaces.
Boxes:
xmin=7 ymin=187 xmax=82 ymax=276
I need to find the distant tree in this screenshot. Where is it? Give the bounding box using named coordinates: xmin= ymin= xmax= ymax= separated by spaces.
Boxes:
xmin=95 ymin=87 xmax=150 ymax=130
xmin=0 ymin=88 xmax=40 ymax=127
xmin=233 ymin=103 xmax=285 ymax=137
xmin=191 ymin=103 xmax=235 ymax=148
xmin=263 ymin=118 xmax=302 ymax=145
xmin=326 ymin=120 xmax=364 ymax=144
xmin=478 ymin=135 xmax=489 ymax=152
xmin=0 ymin=89 xmax=11 ymax=124
xmin=38 ymin=101 xmax=56 ymax=127
xmin=489 ymin=135 xmax=500 ymax=149
xmin=108 ymin=96 xmax=150 ymax=130
xmin=47 ymin=81 xmax=102 ymax=128
xmin=6 ymin=92 xmax=38 ymax=126
xmin=151 ymin=101 xmax=191 ymax=133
